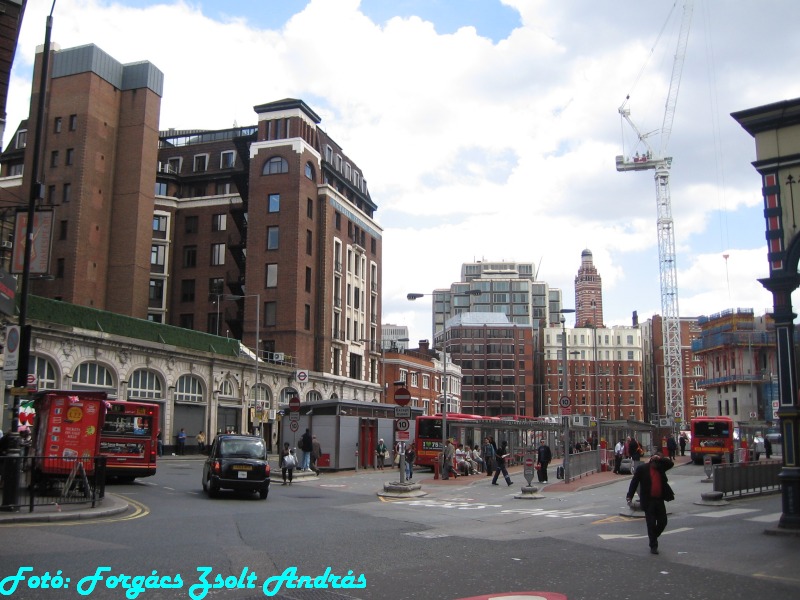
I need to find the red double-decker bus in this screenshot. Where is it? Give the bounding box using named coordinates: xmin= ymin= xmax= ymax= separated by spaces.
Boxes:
xmin=690 ymin=416 xmax=734 ymax=464
xmin=100 ymin=401 xmax=160 ymax=481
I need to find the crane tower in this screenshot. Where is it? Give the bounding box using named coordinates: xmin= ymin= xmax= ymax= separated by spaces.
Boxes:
xmin=615 ymin=0 xmax=694 ymax=423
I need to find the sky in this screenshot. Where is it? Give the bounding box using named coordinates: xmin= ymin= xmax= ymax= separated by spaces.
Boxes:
xmin=5 ymin=0 xmax=800 ymax=345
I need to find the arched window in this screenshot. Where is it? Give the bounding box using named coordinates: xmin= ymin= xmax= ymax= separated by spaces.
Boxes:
xmin=129 ymin=369 xmax=163 ymax=400
xmin=175 ymin=374 xmax=204 ymax=402
xmin=280 ymin=387 xmax=299 ymax=404
xmin=304 ymin=162 xmax=315 ymax=180
xmin=30 ymin=355 xmax=57 ymax=390
xmin=73 ymin=362 xmax=114 ymax=388
xmin=262 ymin=156 xmax=288 ymax=175
xmin=306 ymin=390 xmax=323 ymax=403
xmin=219 ymin=379 xmax=235 ymax=397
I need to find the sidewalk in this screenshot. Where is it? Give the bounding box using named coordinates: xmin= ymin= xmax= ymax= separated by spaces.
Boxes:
xmin=0 ymin=492 xmax=129 ymax=524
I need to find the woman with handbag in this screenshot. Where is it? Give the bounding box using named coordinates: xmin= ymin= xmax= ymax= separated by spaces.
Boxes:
xmin=280 ymin=443 xmax=296 ymax=485
xmin=376 ymin=439 xmax=388 ymax=470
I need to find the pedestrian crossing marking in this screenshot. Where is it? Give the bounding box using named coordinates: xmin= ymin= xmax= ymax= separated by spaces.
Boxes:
xmin=746 ymin=512 xmax=782 ymax=523
xmin=695 ymin=508 xmax=758 ymax=518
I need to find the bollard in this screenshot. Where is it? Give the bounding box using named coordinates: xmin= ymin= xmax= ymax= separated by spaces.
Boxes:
xmin=434 ymin=460 xmax=440 ymax=480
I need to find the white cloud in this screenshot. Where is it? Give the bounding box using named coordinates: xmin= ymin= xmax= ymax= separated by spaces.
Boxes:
xmin=5 ymin=0 xmax=795 ymax=344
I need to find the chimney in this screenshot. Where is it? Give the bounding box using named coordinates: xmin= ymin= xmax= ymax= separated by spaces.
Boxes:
xmin=418 ymin=339 xmax=430 ymax=353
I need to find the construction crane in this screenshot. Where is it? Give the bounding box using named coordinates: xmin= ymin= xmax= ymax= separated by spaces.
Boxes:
xmin=615 ymin=0 xmax=694 ymax=424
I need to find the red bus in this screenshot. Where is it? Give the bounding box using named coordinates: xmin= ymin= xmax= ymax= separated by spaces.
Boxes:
xmin=100 ymin=400 xmax=160 ymax=481
xmin=414 ymin=414 xmax=546 ymax=469
xmin=690 ymin=416 xmax=734 ymax=464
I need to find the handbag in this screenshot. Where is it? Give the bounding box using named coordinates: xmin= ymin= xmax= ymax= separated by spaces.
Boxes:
xmin=663 ymin=481 xmax=675 ymax=502
xmin=535 ymin=462 xmax=541 ymax=470
xmin=284 ymin=454 xmax=296 ymax=468
xmin=393 ymin=453 xmax=400 ymax=466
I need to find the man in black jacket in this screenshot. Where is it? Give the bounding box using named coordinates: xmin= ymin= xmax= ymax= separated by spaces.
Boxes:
xmin=299 ymin=429 xmax=313 ymax=471
xmin=536 ymin=439 xmax=552 ymax=483
xmin=626 ymin=452 xmax=674 ymax=555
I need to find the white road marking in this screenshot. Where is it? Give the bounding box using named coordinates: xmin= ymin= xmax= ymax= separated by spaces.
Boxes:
xmin=746 ymin=512 xmax=783 ymax=523
xmin=695 ymin=508 xmax=758 ymax=518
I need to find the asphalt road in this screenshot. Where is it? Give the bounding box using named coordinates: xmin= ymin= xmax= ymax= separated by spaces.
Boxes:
xmin=1 ymin=459 xmax=798 ymax=600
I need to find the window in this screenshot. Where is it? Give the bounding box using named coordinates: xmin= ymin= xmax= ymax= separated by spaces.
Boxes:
xmin=305 ymin=162 xmax=315 ymax=180
xmin=305 ymin=267 xmax=311 ymax=292
xmin=153 ymin=215 xmax=167 ymax=237
xmin=65 ymin=148 xmax=74 ymax=166
xmin=167 ymin=157 xmax=181 ymax=174
xmin=73 ymin=362 xmax=113 ymax=388
xmin=263 ymin=156 xmax=289 ymax=175
xmin=16 ymin=130 xmax=27 ymax=148
xmin=267 ymin=227 xmax=279 ymax=250
xmin=175 ymin=375 xmax=203 ymax=402
xmin=264 ymin=301 xmax=277 ymax=326
xmin=129 ymin=370 xmax=163 ymax=400
xmin=69 ymin=114 xmax=77 ymax=131
xmin=9 ymin=163 xmax=23 ymax=176
xmin=31 ymin=356 xmax=57 ymax=391
xmin=54 ymin=117 xmax=62 ymax=133
xmin=211 ymin=243 xmax=225 ymax=265
xmin=266 ymin=263 xmax=278 ymax=288
xmin=209 ymin=277 xmax=224 ymax=296
xmin=215 ymin=181 xmax=232 ymax=195
xmin=182 ymin=245 xmax=197 ymax=268
xmin=155 ymin=181 xmax=167 ymax=196
xmin=181 ymin=279 xmax=196 ymax=302
xmin=212 ymin=214 xmax=227 ymax=232
xmin=306 ymin=230 xmax=312 ymax=255
xmin=268 ymin=194 xmax=280 ymax=213
xmin=59 ymin=220 xmax=67 ymax=240
xmin=179 ymin=314 xmax=194 ymax=329
xmin=62 ymin=183 xmax=71 ymax=203
xmin=335 ymin=212 xmax=341 ymax=230
xmin=220 ymin=151 xmax=235 ymax=169
xmin=304 ymin=305 xmax=311 ymax=330
xmin=193 ymin=155 xmax=208 ymax=172
xmin=307 ymin=198 xmax=313 ymax=219
xmin=56 ymin=258 xmax=65 ymax=279
xmin=50 ymin=150 xmax=59 ymax=167
xmin=151 ymin=245 xmax=166 ymax=270
xmin=149 ymin=279 xmax=164 ymax=306
xmin=185 ymin=216 xmax=198 ymax=234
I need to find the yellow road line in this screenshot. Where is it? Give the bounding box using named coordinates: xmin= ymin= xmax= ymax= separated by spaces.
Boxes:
xmin=0 ymin=494 xmax=149 ymax=527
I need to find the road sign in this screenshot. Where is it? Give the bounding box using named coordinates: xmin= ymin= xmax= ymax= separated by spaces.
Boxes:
xmin=289 ymin=420 xmax=299 ymax=432
xmin=561 ymin=406 xmax=572 ymax=415
xmin=289 ymin=396 xmax=300 ymax=412
xmin=559 ymin=396 xmax=571 ymax=408
xmin=394 ymin=387 xmax=411 ymax=406
xmin=296 ymin=370 xmax=308 ymax=383
xmin=523 ymin=452 xmax=537 ymax=486
xmin=289 ymin=412 xmax=300 ymax=422
xmin=394 ymin=406 xmax=411 ymax=418
xmin=396 ymin=431 xmax=410 ymax=441
xmin=396 ymin=418 xmax=410 ymax=431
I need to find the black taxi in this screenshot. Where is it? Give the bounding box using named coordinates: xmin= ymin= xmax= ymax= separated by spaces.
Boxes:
xmin=202 ymin=434 xmax=270 ymax=499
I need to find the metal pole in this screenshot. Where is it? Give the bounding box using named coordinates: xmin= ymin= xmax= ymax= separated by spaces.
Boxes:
xmin=442 ymin=341 xmax=448 ymax=477
xmin=561 ymin=316 xmax=570 ymax=483
xmin=255 ymin=294 xmax=260 ymax=436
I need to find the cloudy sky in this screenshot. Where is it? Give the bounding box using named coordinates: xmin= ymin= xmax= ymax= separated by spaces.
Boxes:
xmin=5 ymin=0 xmax=799 ymax=344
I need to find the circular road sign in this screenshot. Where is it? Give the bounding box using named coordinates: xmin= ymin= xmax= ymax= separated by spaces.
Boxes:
xmin=394 ymin=387 xmax=411 ymax=406
xmin=396 ymin=418 xmax=410 ymax=431
xmin=289 ymin=420 xmax=299 ymax=432
xmin=289 ymin=396 xmax=300 ymax=412
xmin=559 ymin=396 xmax=571 ymax=408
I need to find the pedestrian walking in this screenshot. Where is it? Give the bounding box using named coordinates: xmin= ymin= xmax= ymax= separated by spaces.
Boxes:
xmin=157 ymin=432 xmax=163 ymax=457
xmin=536 ymin=439 xmax=552 ymax=483
xmin=442 ymin=438 xmax=456 ymax=480
xmin=405 ymin=441 xmax=416 ymax=479
xmin=491 ymin=440 xmax=513 ymax=486
xmin=280 ymin=443 xmax=296 ymax=485
xmin=177 ymin=428 xmax=187 ymax=455
xmin=626 ymin=452 xmax=674 ymax=555
xmin=299 ymin=428 xmax=313 ymax=471
xmin=311 ymin=435 xmax=322 ymax=475
xmin=679 ymin=433 xmax=688 ymax=456
xmin=666 ymin=434 xmax=677 ymax=460
xmin=483 ymin=437 xmax=496 ymax=476
xmin=629 ymin=436 xmax=643 ymax=468
xmin=764 ymin=436 xmax=773 ymax=459
xmin=613 ymin=439 xmax=624 ymax=473
xmin=196 ymin=430 xmax=206 ymax=454
xmin=376 ymin=438 xmax=388 ymax=470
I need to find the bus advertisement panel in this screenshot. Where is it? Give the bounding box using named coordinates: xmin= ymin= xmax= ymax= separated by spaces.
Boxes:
xmin=100 ymin=400 xmax=160 ymax=480
xmin=690 ymin=416 xmax=734 ymax=464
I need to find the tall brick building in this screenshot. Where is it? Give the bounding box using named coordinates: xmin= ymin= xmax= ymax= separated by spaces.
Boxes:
xmin=0 ymin=43 xmax=383 ymax=400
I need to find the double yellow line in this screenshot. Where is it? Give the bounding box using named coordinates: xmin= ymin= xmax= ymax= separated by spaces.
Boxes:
xmin=0 ymin=494 xmax=149 ymax=527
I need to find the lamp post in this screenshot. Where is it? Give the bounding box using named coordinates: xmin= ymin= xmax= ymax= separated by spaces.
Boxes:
xmin=225 ymin=293 xmax=261 ymax=434
xmin=408 ymin=289 xmax=480 ymax=476
xmin=591 ymin=299 xmax=601 ymax=468
xmin=560 ymin=308 xmax=575 ymax=482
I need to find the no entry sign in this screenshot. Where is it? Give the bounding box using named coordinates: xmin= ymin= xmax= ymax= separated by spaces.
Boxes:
xmin=394 ymin=387 xmax=411 ymax=406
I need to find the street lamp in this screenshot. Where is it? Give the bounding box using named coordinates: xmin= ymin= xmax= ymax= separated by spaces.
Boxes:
xmin=225 ymin=293 xmax=261 ymax=433
xmin=408 ymin=289 xmax=480 ymax=475
xmin=560 ymin=308 xmax=575 ymax=482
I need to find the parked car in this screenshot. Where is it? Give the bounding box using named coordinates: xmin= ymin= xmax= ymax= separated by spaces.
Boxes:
xmin=202 ymin=434 xmax=270 ymax=499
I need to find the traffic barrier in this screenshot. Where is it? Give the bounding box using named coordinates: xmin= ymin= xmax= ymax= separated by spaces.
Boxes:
xmin=712 ymin=459 xmax=781 ymax=497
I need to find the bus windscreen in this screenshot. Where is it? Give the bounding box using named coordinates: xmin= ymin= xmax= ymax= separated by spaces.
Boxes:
xmin=694 ymin=421 xmax=730 ymax=438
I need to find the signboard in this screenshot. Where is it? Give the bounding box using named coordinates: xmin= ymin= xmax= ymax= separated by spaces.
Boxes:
xmin=289 ymin=397 xmax=300 ymax=412
xmin=289 ymin=420 xmax=299 ymax=432
xmin=296 ymin=370 xmax=308 ymax=383
xmin=523 ymin=452 xmax=537 ymax=486
xmin=0 ymin=268 xmax=16 ymax=318
xmin=3 ymin=324 xmax=20 ymax=381
xmin=558 ymin=396 xmax=571 ymax=408
xmin=394 ymin=406 xmax=411 ymax=418
xmin=11 ymin=209 xmax=54 ymax=275
xmin=34 ymin=392 xmax=107 ymax=474
xmin=772 ymin=401 xmax=780 ymax=410
xmin=289 ymin=412 xmax=300 ymax=422
xmin=396 ymin=431 xmax=410 ymax=441
xmin=396 ymin=418 xmax=410 ymax=431
xmin=561 ymin=406 xmax=572 ymax=415
xmin=394 ymin=387 xmax=411 ymax=406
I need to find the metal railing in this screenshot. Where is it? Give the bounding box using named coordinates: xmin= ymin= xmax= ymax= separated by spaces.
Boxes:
xmin=712 ymin=459 xmax=782 ymax=498
xmin=0 ymin=455 xmax=106 ymax=512
xmin=566 ymin=449 xmax=600 ymax=482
